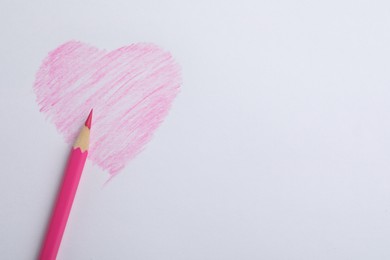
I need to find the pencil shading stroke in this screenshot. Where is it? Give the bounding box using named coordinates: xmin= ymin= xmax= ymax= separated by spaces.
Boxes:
xmin=34 ymin=41 xmax=181 ymax=176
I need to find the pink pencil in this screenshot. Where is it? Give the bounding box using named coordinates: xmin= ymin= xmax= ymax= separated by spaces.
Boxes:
xmin=39 ymin=110 xmax=93 ymax=260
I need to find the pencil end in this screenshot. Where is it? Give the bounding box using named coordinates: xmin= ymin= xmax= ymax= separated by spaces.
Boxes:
xmin=85 ymin=109 xmax=93 ymax=129
xmin=74 ymin=111 xmax=92 ymax=151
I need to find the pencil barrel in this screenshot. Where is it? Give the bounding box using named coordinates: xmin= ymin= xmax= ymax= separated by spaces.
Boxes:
xmin=39 ymin=148 xmax=87 ymax=260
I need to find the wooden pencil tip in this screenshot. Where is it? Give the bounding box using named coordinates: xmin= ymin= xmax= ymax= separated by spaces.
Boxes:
xmin=85 ymin=109 xmax=93 ymax=129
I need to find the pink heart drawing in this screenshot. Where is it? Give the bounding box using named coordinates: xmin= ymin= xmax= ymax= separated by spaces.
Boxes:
xmin=34 ymin=41 xmax=181 ymax=176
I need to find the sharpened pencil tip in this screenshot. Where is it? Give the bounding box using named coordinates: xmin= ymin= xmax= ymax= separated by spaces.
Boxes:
xmin=85 ymin=109 xmax=93 ymax=129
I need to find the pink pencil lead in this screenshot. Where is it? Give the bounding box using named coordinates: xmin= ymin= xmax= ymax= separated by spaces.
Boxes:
xmin=84 ymin=109 xmax=93 ymax=129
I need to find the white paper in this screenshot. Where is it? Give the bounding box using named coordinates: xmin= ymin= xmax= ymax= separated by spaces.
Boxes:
xmin=1 ymin=0 xmax=390 ymax=259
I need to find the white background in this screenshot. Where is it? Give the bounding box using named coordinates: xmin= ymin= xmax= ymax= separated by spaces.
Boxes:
xmin=1 ymin=0 xmax=390 ymax=259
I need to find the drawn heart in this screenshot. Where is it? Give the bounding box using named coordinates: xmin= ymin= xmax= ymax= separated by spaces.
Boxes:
xmin=34 ymin=41 xmax=181 ymax=176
